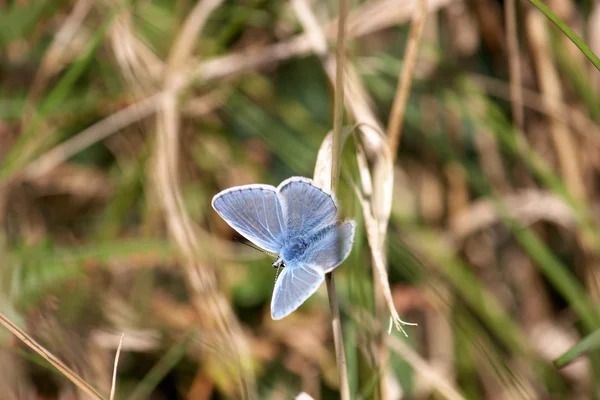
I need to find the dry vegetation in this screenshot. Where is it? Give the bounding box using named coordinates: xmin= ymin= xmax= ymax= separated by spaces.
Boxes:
xmin=1 ymin=0 xmax=600 ymax=399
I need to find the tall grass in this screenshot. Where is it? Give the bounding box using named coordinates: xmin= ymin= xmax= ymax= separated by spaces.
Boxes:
xmin=1 ymin=0 xmax=600 ymax=399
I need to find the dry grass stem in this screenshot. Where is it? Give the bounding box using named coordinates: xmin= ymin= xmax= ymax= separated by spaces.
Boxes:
xmin=294 ymin=0 xmax=416 ymax=337
xmin=196 ymin=0 xmax=452 ymax=82
xmin=18 ymin=0 xmax=452 ymax=185
xmin=328 ymin=0 xmax=351 ymax=395
xmin=324 ymin=274 xmax=349 ymax=398
xmin=353 ymin=181 xmax=418 ymax=337
xmin=109 ymin=333 xmax=124 ymax=400
xmin=387 ymin=0 xmax=428 ymax=161
xmin=0 ymin=312 xmax=104 ymax=400
xmin=104 ymin=0 xmax=164 ymax=95
xmin=388 ymin=335 xmax=465 ymax=400
xmin=504 ymin=0 xmax=524 ymax=129
xmin=8 ymin=0 xmax=600 ymax=398
xmin=167 ymin=0 xmax=224 ymax=66
xmin=153 ymin=0 xmax=255 ymax=397
xmin=526 ymin=7 xmax=600 ymax=302
xmin=447 ymin=190 xmax=575 ymax=244
xmin=24 ymin=93 xmax=163 ymax=179
xmin=525 ymin=10 xmax=586 ymax=200
xmin=350 ymin=310 xmax=464 ymax=400
xmin=294 ymin=0 xmax=415 ymax=392
xmin=299 ymin=0 xmax=351 ymax=397
xmin=331 ymin=0 xmax=348 ymax=194
xmin=471 ymin=75 xmax=600 ymax=143
xmin=424 ymin=281 xmax=456 ymax=397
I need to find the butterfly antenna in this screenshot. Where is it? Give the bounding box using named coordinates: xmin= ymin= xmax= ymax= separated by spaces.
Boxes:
xmin=274 ymin=263 xmax=282 ymax=283
xmin=233 ymin=237 xmax=278 ymax=258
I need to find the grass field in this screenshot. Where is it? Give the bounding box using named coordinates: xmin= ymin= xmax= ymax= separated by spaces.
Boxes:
xmin=2 ymin=0 xmax=600 ymax=399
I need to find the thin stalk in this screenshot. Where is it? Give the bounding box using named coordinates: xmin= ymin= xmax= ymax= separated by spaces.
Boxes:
xmin=527 ymin=0 xmax=600 ymax=71
xmin=0 ymin=312 xmax=104 ymax=400
xmin=110 ymin=333 xmax=125 ymax=400
xmin=387 ymin=0 xmax=427 ymax=161
xmin=504 ymin=0 xmax=523 ymax=129
xmin=331 ymin=0 xmax=347 ymax=192
xmin=328 ymin=0 xmax=350 ymax=399
xmin=326 ymin=273 xmax=350 ymax=399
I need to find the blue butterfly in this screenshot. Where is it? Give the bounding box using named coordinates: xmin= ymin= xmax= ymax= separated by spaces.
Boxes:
xmin=212 ymin=176 xmax=356 ymax=320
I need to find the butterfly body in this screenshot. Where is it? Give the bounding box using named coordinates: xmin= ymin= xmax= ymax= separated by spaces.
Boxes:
xmin=280 ymin=236 xmax=309 ymax=263
xmin=212 ymin=176 xmax=355 ymax=320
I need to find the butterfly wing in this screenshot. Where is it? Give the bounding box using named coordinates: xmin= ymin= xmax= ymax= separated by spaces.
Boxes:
xmin=305 ymin=221 xmax=356 ymax=273
xmin=271 ymin=263 xmax=324 ymax=320
xmin=270 ymin=221 xmax=355 ymax=320
xmin=212 ymin=184 xmax=285 ymax=253
xmin=213 ymin=177 xmax=355 ymax=320
xmin=277 ymin=177 xmax=337 ymax=238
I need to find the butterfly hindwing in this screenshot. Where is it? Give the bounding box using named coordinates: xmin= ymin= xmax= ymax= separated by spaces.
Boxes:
xmin=271 ymin=263 xmax=324 ymax=320
xmin=305 ymin=221 xmax=356 ymax=273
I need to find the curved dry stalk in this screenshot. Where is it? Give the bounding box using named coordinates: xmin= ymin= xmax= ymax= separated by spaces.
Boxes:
xmin=294 ymin=3 xmax=415 ymax=398
xmin=153 ymin=0 xmax=256 ymax=398
xmin=352 ymin=182 xmax=418 ymax=337
xmin=293 ymin=0 xmax=416 ymax=338
xmin=102 ymin=0 xmax=165 ymax=94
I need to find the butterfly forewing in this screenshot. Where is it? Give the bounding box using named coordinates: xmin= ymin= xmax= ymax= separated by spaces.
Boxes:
xmin=212 ymin=185 xmax=285 ymax=253
xmin=277 ymin=177 xmax=337 ymax=239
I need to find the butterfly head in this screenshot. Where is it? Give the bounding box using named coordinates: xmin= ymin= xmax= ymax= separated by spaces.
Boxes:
xmin=272 ymin=257 xmax=285 ymax=269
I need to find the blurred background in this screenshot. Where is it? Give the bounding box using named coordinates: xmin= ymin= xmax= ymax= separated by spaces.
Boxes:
xmin=2 ymin=0 xmax=600 ymax=399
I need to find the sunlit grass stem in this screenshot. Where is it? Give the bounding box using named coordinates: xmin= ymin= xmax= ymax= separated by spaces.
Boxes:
xmin=326 ymin=0 xmax=351 ymax=399
xmin=0 ymin=312 xmax=104 ymax=400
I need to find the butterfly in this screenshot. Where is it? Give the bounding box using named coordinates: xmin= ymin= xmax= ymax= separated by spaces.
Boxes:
xmin=212 ymin=176 xmax=356 ymax=320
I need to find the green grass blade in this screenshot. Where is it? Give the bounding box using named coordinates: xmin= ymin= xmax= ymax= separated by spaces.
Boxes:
xmin=129 ymin=330 xmax=196 ymax=400
xmin=0 ymin=5 xmax=122 ymax=181
xmin=555 ymin=329 xmax=600 ymax=367
xmin=527 ymin=0 xmax=600 ymax=71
